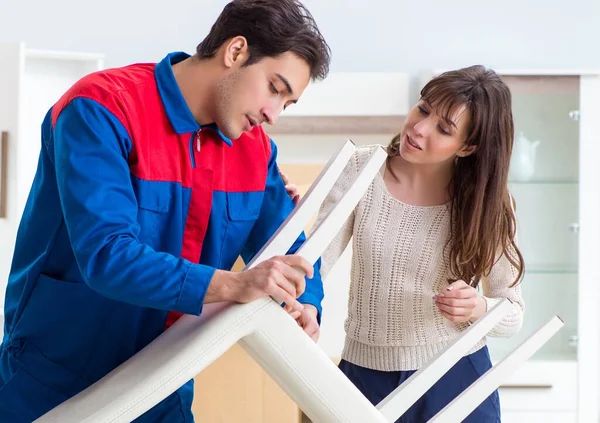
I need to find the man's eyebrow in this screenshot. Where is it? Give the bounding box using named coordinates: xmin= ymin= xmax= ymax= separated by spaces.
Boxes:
xmin=275 ymin=73 xmax=294 ymax=96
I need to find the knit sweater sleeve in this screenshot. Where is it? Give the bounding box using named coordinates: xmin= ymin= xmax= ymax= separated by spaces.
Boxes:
xmin=482 ymin=224 xmax=525 ymax=338
xmin=312 ymin=146 xmax=371 ymax=280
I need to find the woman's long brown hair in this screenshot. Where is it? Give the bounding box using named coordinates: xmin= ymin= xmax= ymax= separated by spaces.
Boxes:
xmin=389 ymin=65 xmax=524 ymax=288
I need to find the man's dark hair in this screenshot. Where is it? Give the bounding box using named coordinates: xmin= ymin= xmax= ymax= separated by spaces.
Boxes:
xmin=196 ymin=0 xmax=331 ymax=81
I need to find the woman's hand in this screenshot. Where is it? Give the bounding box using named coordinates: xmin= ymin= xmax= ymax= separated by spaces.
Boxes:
xmin=279 ymin=168 xmax=300 ymax=205
xmin=434 ymin=280 xmax=487 ymax=323
xmin=288 ymin=304 xmax=320 ymax=342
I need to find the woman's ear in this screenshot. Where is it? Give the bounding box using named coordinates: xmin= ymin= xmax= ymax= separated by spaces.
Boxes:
xmin=458 ymin=144 xmax=477 ymax=157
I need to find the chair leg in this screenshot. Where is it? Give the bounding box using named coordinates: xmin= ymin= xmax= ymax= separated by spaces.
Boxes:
xmin=376 ymin=299 xmax=513 ymax=422
xmin=297 ymin=145 xmax=388 ymax=264
xmin=244 ymin=139 xmax=356 ymax=270
xmin=427 ymin=316 xmax=564 ymax=423
xmin=34 ymin=299 xmax=276 ymax=423
xmin=240 ymin=300 xmax=389 ymax=423
xmin=34 ymin=140 xmax=387 ymax=422
xmin=33 ymin=141 xmax=360 ymax=422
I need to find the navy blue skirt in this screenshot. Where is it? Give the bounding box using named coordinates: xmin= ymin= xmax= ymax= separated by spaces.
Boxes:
xmin=339 ymin=346 xmax=500 ymax=423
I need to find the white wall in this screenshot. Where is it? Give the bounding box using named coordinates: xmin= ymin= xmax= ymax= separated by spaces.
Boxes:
xmin=0 ymin=0 xmax=598 ymax=79
xmin=0 ymin=4 xmax=596 ymax=419
xmin=0 ymin=0 xmax=598 ymax=354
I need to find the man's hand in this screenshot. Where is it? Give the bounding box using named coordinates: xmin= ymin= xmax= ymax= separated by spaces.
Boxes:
xmin=290 ymin=304 xmax=320 ymax=342
xmin=205 ymin=255 xmax=313 ymax=313
xmin=279 ymin=168 xmax=300 ymax=205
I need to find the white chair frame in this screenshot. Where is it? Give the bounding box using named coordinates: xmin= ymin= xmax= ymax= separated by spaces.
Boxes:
xmin=36 ymin=141 xmax=562 ymax=423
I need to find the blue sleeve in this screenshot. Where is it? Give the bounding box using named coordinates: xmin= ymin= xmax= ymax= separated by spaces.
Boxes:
xmin=241 ymin=140 xmax=324 ymax=319
xmin=52 ymin=97 xmax=214 ymax=315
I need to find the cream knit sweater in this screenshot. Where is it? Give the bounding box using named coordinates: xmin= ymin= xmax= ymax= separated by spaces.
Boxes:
xmin=316 ymin=145 xmax=524 ymax=372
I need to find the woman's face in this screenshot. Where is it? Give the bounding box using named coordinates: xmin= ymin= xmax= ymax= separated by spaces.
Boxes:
xmin=398 ymin=99 xmax=475 ymax=165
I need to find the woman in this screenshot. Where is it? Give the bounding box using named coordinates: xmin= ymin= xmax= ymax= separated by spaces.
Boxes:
xmin=304 ymin=65 xmax=524 ymax=422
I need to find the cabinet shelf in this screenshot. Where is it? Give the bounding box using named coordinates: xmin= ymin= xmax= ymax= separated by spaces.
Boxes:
xmin=509 ymin=180 xmax=579 ymax=185
xmin=265 ymin=115 xmax=406 ymax=135
xmin=526 ymin=266 xmax=578 ymax=275
xmin=491 ymin=353 xmax=578 ymax=363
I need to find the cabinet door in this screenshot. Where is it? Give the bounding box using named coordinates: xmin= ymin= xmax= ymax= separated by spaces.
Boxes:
xmin=496 ymin=360 xmax=576 ymax=411
xmin=0 ymin=43 xmax=103 ymax=332
xmin=191 ymin=338 xmax=301 ymax=423
xmin=486 ymin=75 xmax=580 ymax=364
xmin=192 ymin=344 xmax=265 ymax=422
xmin=483 ymin=73 xmax=600 ymax=423
xmin=576 ymin=74 xmax=600 ymax=423
xmin=0 ymin=43 xmax=24 ymax=314
xmin=19 ymin=50 xmax=103 ymax=216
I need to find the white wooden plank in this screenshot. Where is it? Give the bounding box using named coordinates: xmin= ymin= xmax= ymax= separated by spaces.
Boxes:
xmin=428 ymin=316 xmax=564 ymax=423
xmin=33 ymin=298 xmax=272 ymax=423
xmin=376 ymin=299 xmax=513 ymax=422
xmin=296 ymin=145 xmax=387 ymax=264
xmin=240 ymin=302 xmax=389 ymax=423
xmin=244 ymin=139 xmax=355 ymax=270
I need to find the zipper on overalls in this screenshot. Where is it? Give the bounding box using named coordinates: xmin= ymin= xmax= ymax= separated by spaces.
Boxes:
xmin=189 ymin=130 xmax=201 ymax=168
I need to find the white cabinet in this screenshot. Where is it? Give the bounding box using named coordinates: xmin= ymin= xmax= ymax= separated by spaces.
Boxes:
xmin=280 ymin=72 xmax=410 ymax=117
xmin=479 ymin=71 xmax=600 ymax=423
xmin=0 ymin=42 xmax=104 ymax=315
xmin=496 ymin=360 xmax=577 ymax=411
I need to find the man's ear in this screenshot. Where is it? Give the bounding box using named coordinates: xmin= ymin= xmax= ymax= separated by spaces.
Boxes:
xmin=458 ymin=144 xmax=477 ymax=157
xmin=222 ymin=36 xmax=249 ymax=69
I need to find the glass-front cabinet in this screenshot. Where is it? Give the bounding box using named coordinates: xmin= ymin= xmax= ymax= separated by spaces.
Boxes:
xmin=482 ymin=72 xmax=600 ymax=423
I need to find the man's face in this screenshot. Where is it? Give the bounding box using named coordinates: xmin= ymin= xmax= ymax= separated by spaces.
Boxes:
xmin=214 ymin=51 xmax=311 ymax=140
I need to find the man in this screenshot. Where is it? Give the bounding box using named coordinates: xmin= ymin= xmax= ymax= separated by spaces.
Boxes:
xmin=0 ymin=0 xmax=331 ymax=421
